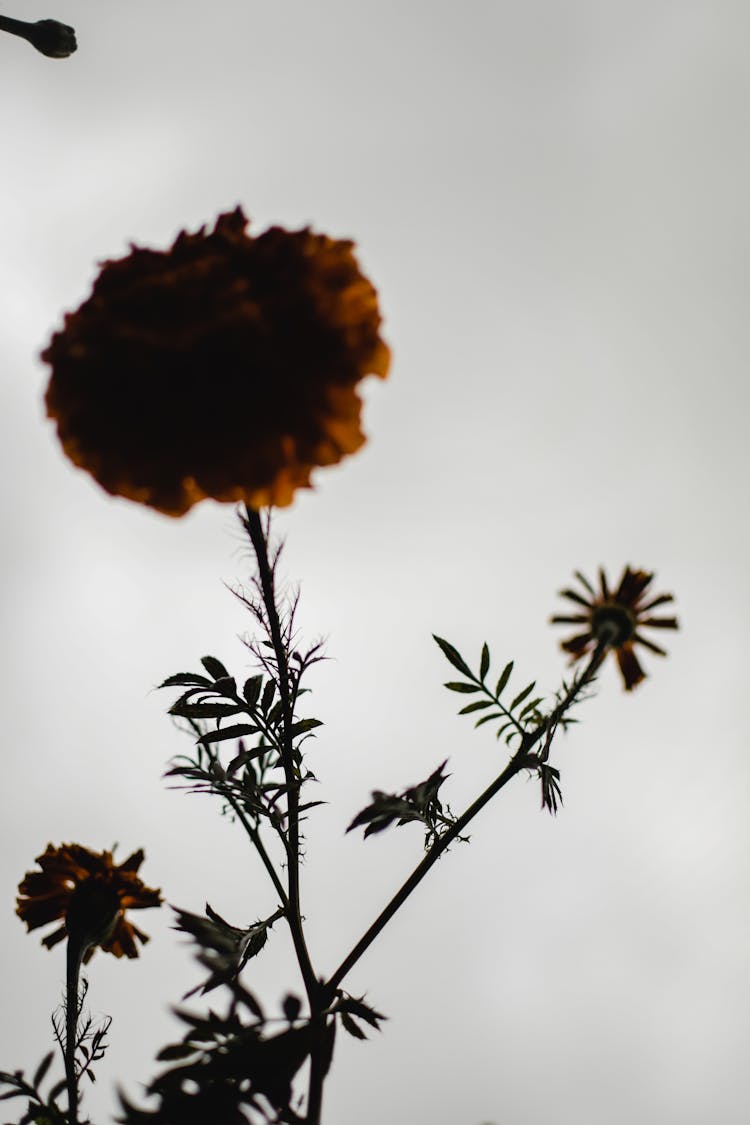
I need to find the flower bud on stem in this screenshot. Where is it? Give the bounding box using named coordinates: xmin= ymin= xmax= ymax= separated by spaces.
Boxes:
xmin=0 ymin=14 xmax=76 ymax=58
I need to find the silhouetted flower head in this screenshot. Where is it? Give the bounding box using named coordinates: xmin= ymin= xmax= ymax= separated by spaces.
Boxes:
xmin=0 ymin=16 xmax=76 ymax=58
xmin=28 ymin=18 xmax=77 ymax=57
xmin=17 ymin=844 xmax=161 ymax=961
xmin=43 ymin=208 xmax=390 ymax=515
xmin=551 ymin=566 xmax=678 ymax=690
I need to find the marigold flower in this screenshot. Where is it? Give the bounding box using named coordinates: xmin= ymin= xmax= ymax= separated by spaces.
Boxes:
xmin=43 ymin=208 xmax=391 ymax=516
xmin=17 ymin=843 xmax=161 ymax=961
xmin=551 ymin=566 xmax=678 ymax=691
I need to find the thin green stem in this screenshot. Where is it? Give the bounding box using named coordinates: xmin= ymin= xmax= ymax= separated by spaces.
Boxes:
xmin=326 ymin=646 xmax=606 ymax=995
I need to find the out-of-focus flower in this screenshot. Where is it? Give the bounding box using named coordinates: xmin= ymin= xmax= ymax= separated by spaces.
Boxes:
xmin=0 ymin=16 xmax=77 ymax=57
xmin=43 ymin=208 xmax=391 ymax=516
xmin=551 ymin=566 xmax=678 ymax=691
xmin=17 ymin=843 xmax=161 ymax=961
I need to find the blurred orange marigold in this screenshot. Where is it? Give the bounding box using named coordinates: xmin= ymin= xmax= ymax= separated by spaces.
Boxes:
xmin=17 ymin=843 xmax=161 ymax=961
xmin=43 ymin=208 xmax=391 ymax=516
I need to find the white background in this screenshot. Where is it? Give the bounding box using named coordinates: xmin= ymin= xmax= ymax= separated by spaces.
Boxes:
xmin=1 ymin=3 xmax=749 ymax=1123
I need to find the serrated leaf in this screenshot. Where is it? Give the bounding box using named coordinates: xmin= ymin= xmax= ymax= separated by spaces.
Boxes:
xmin=340 ymin=1011 xmax=368 ymax=1040
xmin=169 ymin=703 xmax=243 ymax=719
xmin=197 ymin=724 xmax=261 ymax=746
xmin=444 ymin=681 xmax=481 ymax=693
xmin=211 ymin=675 xmax=237 ymax=696
xmin=267 ymin=700 xmax=284 ymax=726
xmin=363 ymin=818 xmax=395 ymax=838
xmin=479 ymin=642 xmax=490 ymax=681
xmin=159 ymin=672 xmax=212 ymax=689
xmin=243 ymin=675 xmax=263 ymax=708
xmin=475 ymin=712 xmax=502 ymax=728
xmin=495 ymin=661 xmax=514 ymax=697
xmin=336 ymin=996 xmax=387 ymax=1027
xmin=32 ymin=1053 xmax=53 ymax=1090
xmin=261 ymin=679 xmax=277 ymax=713
xmin=201 ymin=655 xmax=229 ymax=680
xmin=458 ymin=699 xmax=494 ymax=715
xmin=519 ymin=697 xmax=544 ymax=720
xmin=510 ymin=681 xmax=536 ymax=710
xmin=290 ymin=718 xmax=323 ymax=736
xmin=48 ymin=1079 xmax=66 ymax=1101
xmin=166 ymin=688 xmax=210 ymax=713
xmin=227 ymin=748 xmax=257 ymax=776
xmin=433 ymin=635 xmax=474 ymax=679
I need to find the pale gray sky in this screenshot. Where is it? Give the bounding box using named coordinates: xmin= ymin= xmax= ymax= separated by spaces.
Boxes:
xmin=2 ymin=3 xmax=750 ymax=1123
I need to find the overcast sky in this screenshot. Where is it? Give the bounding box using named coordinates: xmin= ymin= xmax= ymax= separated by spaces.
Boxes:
xmin=2 ymin=2 xmax=750 ymax=1123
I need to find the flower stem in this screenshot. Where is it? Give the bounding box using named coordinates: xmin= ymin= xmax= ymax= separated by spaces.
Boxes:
xmin=326 ymin=646 xmax=605 ymax=994
xmin=221 ymin=785 xmax=290 ymax=910
xmin=64 ymin=940 xmax=83 ymax=1125
xmin=304 ymin=1010 xmax=329 ymax=1125
xmin=242 ymin=507 xmax=317 ymax=1001
xmin=0 ymin=15 xmax=27 ymax=36
xmin=242 ymin=507 xmax=326 ymax=1123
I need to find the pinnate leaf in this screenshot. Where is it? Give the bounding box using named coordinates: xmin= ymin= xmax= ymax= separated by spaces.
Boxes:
xmin=510 ymin=681 xmax=535 ymax=710
xmin=495 ymin=661 xmax=514 ymax=697
xmin=201 ymin=655 xmax=229 ymax=680
xmin=433 ymin=635 xmax=474 ymax=679
xmin=197 ymin=724 xmax=261 ymax=746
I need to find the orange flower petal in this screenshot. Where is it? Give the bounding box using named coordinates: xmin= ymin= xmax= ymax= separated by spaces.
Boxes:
xmin=17 ymin=843 xmax=161 ymax=960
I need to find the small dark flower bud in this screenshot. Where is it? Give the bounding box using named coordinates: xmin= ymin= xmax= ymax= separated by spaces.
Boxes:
xmin=28 ymin=18 xmax=77 ymax=58
xmin=0 ymin=15 xmax=77 ymax=58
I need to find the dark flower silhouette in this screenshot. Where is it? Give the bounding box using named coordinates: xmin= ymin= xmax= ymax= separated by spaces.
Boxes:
xmin=17 ymin=843 xmax=161 ymax=961
xmin=43 ymin=208 xmax=390 ymax=515
xmin=551 ymin=566 xmax=678 ymax=690
xmin=0 ymin=15 xmax=76 ymax=57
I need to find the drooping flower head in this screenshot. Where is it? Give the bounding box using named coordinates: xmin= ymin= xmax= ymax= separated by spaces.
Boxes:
xmin=17 ymin=843 xmax=161 ymax=961
xmin=43 ymin=208 xmax=391 ymax=516
xmin=0 ymin=16 xmax=76 ymax=58
xmin=551 ymin=566 xmax=678 ymax=690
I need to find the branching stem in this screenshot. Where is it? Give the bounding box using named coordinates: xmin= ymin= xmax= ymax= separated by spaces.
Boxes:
xmin=243 ymin=506 xmax=316 ymax=998
xmin=221 ymin=786 xmax=291 ymax=910
xmin=242 ymin=507 xmax=325 ymax=1123
xmin=326 ymin=645 xmax=606 ymax=994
